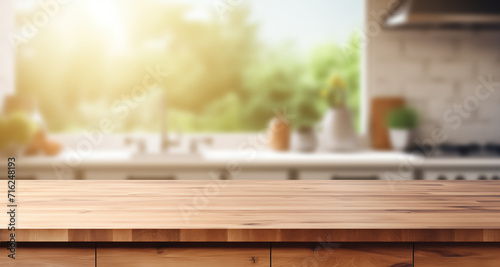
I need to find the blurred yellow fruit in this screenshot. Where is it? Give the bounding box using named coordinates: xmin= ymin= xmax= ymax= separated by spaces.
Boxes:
xmin=328 ymin=75 xmax=346 ymax=89
xmin=0 ymin=116 xmax=8 ymax=150
xmin=6 ymin=112 xmax=37 ymax=146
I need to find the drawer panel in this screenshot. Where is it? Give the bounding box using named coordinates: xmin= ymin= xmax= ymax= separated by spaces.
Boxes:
xmin=97 ymin=243 xmax=270 ymax=267
xmin=415 ymin=243 xmax=500 ymax=267
xmin=272 ymin=243 xmax=412 ymax=267
xmin=0 ymin=243 xmax=94 ymax=267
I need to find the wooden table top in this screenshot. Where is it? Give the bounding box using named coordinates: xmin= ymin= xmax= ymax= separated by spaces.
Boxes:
xmin=2 ymin=180 xmax=500 ymax=242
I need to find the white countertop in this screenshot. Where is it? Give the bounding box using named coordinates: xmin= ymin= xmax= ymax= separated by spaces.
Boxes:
xmin=5 ymin=149 xmax=500 ymax=171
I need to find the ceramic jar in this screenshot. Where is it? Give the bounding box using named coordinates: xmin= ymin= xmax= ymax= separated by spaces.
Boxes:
xmin=319 ymin=107 xmax=357 ymax=151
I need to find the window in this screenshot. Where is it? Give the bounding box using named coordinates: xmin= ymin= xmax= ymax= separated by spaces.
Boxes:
xmin=15 ymin=0 xmax=363 ymax=133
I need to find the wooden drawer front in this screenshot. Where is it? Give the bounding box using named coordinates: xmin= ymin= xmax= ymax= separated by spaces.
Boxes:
xmin=415 ymin=243 xmax=500 ymax=267
xmin=272 ymin=243 xmax=413 ymax=267
xmin=0 ymin=243 xmax=94 ymax=267
xmin=97 ymin=243 xmax=270 ymax=267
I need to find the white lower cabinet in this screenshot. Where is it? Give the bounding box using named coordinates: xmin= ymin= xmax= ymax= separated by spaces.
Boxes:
xmin=299 ymin=170 xmax=384 ymax=180
xmin=84 ymin=171 xmax=215 ymax=180
xmin=11 ymin=170 xmax=75 ymax=180
xmin=84 ymin=170 xmax=289 ymax=180
xmin=423 ymin=171 xmax=500 ymax=180
xmin=229 ymin=170 xmax=288 ymax=180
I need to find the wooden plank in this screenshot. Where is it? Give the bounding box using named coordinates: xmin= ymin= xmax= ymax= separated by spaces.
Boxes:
xmin=9 ymin=229 xmax=500 ymax=242
xmin=273 ymin=243 xmax=413 ymax=267
xmin=1 ymin=181 xmax=500 ymax=242
xmin=0 ymin=243 xmax=95 ymax=267
xmin=97 ymin=243 xmax=270 ymax=267
xmin=414 ymin=243 xmax=500 ymax=267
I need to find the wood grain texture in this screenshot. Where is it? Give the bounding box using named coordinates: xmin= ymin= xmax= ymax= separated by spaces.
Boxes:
xmin=2 ymin=180 xmax=500 ymax=242
xmin=370 ymin=97 xmax=405 ymax=150
xmin=97 ymin=243 xmax=270 ymax=267
xmin=0 ymin=243 xmax=95 ymax=267
xmin=414 ymin=243 xmax=500 ymax=267
xmin=273 ymin=243 xmax=413 ymax=267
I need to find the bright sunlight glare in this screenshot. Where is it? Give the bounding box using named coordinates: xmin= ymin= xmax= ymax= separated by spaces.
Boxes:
xmin=85 ymin=0 xmax=129 ymax=53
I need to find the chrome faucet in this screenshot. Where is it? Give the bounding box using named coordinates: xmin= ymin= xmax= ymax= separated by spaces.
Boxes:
xmin=160 ymin=90 xmax=181 ymax=152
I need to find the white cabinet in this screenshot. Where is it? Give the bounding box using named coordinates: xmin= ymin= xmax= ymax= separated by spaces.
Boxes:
xmin=230 ymin=170 xmax=288 ymax=180
xmin=84 ymin=170 xmax=216 ymax=180
xmin=423 ymin=171 xmax=500 ymax=180
xmin=84 ymin=170 xmax=289 ymax=180
xmin=299 ymin=170 xmax=382 ymax=180
xmin=12 ymin=169 xmax=75 ymax=180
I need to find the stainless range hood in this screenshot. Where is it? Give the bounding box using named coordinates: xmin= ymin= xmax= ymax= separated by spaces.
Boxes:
xmin=385 ymin=0 xmax=500 ymax=28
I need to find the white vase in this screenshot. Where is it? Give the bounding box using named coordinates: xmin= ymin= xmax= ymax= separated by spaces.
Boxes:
xmin=389 ymin=129 xmax=412 ymax=151
xmin=320 ymin=107 xmax=357 ymax=151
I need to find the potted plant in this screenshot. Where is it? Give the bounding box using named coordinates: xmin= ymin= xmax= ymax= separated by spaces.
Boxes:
xmin=318 ymin=75 xmax=357 ymax=151
xmin=288 ymin=88 xmax=321 ymax=153
xmin=386 ymin=107 xmax=418 ymax=151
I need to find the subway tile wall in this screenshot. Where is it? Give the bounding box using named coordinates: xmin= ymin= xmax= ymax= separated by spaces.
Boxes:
xmin=366 ymin=0 xmax=500 ymax=144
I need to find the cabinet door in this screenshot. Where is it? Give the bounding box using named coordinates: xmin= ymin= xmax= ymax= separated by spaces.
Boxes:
xmin=299 ymin=171 xmax=381 ymax=180
xmin=272 ymin=243 xmax=413 ymax=267
xmin=97 ymin=243 xmax=270 ymax=267
xmin=0 ymin=243 xmax=94 ymax=267
xmin=230 ymin=171 xmax=288 ymax=180
xmin=84 ymin=170 xmax=216 ymax=180
xmin=0 ymin=170 xmax=75 ymax=180
xmin=415 ymin=243 xmax=500 ymax=267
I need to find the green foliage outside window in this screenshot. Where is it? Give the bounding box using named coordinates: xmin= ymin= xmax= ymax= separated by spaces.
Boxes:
xmin=16 ymin=2 xmax=361 ymax=133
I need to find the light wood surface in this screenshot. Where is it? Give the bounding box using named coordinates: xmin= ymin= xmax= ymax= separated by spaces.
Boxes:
xmin=97 ymin=243 xmax=270 ymax=267
xmin=0 ymin=243 xmax=95 ymax=267
xmin=273 ymin=243 xmax=413 ymax=267
xmin=414 ymin=243 xmax=500 ymax=267
xmin=2 ymin=180 xmax=500 ymax=242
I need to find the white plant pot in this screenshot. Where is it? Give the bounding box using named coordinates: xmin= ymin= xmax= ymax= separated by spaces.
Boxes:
xmin=389 ymin=129 xmax=412 ymax=151
xmin=320 ymin=108 xmax=357 ymax=151
xmin=291 ymin=128 xmax=317 ymax=153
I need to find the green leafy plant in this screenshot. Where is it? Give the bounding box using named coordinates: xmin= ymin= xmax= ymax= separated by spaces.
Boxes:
xmin=321 ymin=74 xmax=347 ymax=108
xmin=387 ymin=107 xmax=418 ymax=129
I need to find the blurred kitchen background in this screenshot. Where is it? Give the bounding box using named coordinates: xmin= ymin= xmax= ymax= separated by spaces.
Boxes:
xmin=1 ymin=0 xmax=500 ymax=181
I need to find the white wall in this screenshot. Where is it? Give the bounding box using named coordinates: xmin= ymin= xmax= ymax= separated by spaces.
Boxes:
xmin=0 ymin=0 xmax=15 ymax=111
xmin=365 ymin=0 xmax=500 ymax=144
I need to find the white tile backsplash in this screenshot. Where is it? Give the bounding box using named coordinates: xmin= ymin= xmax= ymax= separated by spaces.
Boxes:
xmin=403 ymin=37 xmax=457 ymax=59
xmin=374 ymin=61 xmax=424 ymax=81
xmin=428 ymin=61 xmax=475 ymax=81
xmin=371 ymin=38 xmax=402 ymax=60
xmin=371 ymin=80 xmax=402 ymax=97
xmin=403 ymin=81 xmax=454 ymax=99
xmin=367 ymin=0 xmax=500 ymax=143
